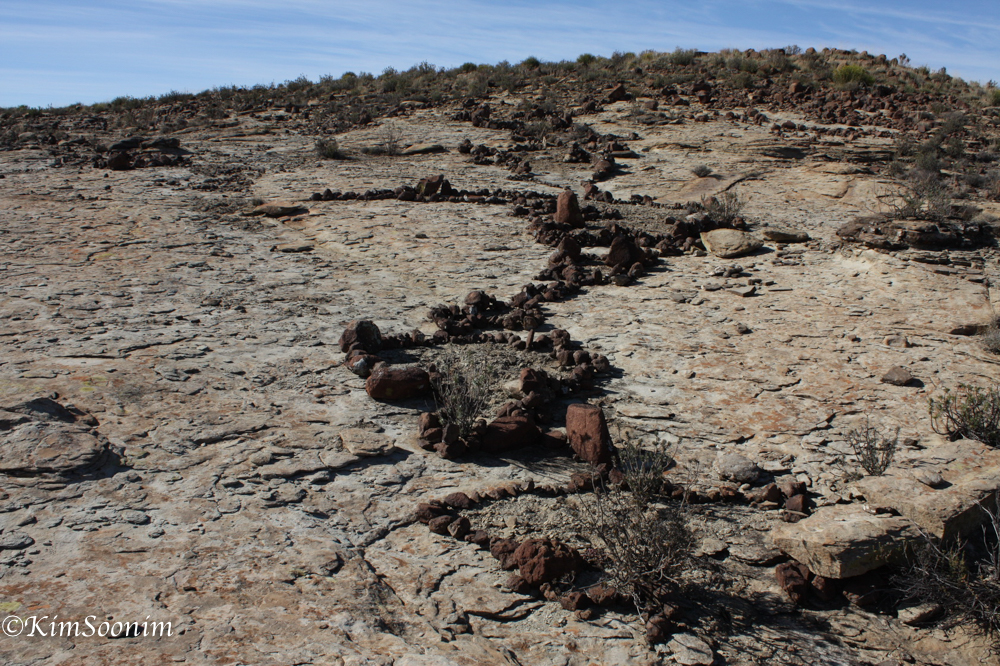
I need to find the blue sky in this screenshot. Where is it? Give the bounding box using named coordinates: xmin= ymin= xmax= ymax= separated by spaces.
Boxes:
xmin=2 ymin=0 xmax=998 ymax=108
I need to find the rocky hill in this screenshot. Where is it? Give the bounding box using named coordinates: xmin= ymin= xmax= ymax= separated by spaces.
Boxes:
xmin=2 ymin=48 xmax=1000 ymax=665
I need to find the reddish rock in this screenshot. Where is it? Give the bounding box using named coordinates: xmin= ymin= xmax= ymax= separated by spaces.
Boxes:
xmin=554 ymin=190 xmax=584 ymax=228
xmin=428 ymin=515 xmax=456 ymax=535
xmin=559 ymin=591 xmax=588 ymax=611
xmin=491 ymin=538 xmax=521 ymax=570
xmin=513 ymin=539 xmax=584 ymax=585
xmin=505 ymin=574 xmax=532 ymax=594
xmin=785 ymin=494 xmax=810 ymax=515
xmin=811 ymin=575 xmax=840 ymax=602
xmin=775 ymin=561 xmax=811 ymax=605
xmin=607 ymin=83 xmax=629 ymax=102
xmin=779 ymin=479 xmax=806 ymax=499
xmin=414 ymin=502 xmax=448 ymax=524
xmin=519 ymin=367 xmax=548 ymax=395
xmin=443 ymin=491 xmax=475 ymax=510
xmin=447 ymin=516 xmax=471 ymax=539
xmin=481 ymin=414 xmax=541 ymax=453
xmin=586 ymin=583 xmax=621 ymax=606
xmin=604 ymin=235 xmax=644 ymax=270
xmin=434 ymin=438 xmax=468 ymax=459
xmin=467 ymin=530 xmax=491 ymax=548
xmin=417 ymin=174 xmax=445 ymax=196
xmin=557 ymin=234 xmax=582 ymax=261
xmin=365 ymin=366 xmax=431 ymax=401
xmin=339 ymin=320 xmax=383 ymax=354
xmin=753 ymin=483 xmax=783 ymax=504
xmin=565 ymin=403 xmax=614 ymax=466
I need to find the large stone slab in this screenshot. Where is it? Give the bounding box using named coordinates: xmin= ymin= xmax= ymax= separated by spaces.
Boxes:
xmin=854 ymin=441 xmax=1000 ymax=541
xmin=699 ymin=228 xmax=763 ymax=258
xmin=771 ymin=505 xmax=919 ymax=579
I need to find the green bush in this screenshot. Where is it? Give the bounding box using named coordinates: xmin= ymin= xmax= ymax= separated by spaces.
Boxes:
xmin=833 ymin=64 xmax=874 ymax=86
xmin=577 ymin=53 xmax=597 ymax=67
xmin=929 ymin=384 xmax=1000 ymax=447
xmin=989 ymin=90 xmax=1000 ymax=106
xmin=520 ymin=56 xmax=541 ymax=70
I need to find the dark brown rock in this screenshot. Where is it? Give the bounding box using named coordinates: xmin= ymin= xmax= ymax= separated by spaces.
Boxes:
xmin=365 ymin=366 xmax=431 ymax=401
xmin=605 ymin=235 xmax=644 ymax=270
xmin=565 ymin=403 xmax=613 ymax=466
xmin=481 ymin=414 xmax=541 ymax=453
xmin=339 ymin=319 xmax=383 ymax=354
xmin=428 ymin=515 xmax=456 ymax=535
xmin=443 ymin=491 xmax=475 ymax=510
xmin=775 ymin=561 xmax=811 ymax=605
xmin=491 ymin=538 xmax=521 ymax=569
xmin=513 ymin=538 xmax=584 ymax=585
xmin=554 ymin=190 xmax=584 ymax=228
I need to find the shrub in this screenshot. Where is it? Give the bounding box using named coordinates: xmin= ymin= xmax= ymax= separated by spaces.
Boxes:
xmin=520 ymin=56 xmax=541 ymax=70
xmin=833 ymin=64 xmax=874 ymax=86
xmin=616 ymin=438 xmax=674 ymax=505
xmin=982 ymin=321 xmax=1000 ymax=355
xmin=668 ymin=48 xmax=698 ymax=66
xmin=990 ymin=90 xmax=1000 ymax=107
xmin=893 ymin=501 xmax=1000 ymax=641
xmin=430 ymin=348 xmax=501 ymax=439
xmin=360 ymin=122 xmax=403 ymax=156
xmin=701 ymin=189 xmax=747 ymax=225
xmin=846 ymin=418 xmax=898 ymax=476
xmin=577 ymin=53 xmax=597 ymax=67
xmin=930 ymin=384 xmax=1000 ymax=447
xmin=315 ymin=138 xmax=347 ymax=159
xmin=692 ymin=165 xmax=712 ymax=178
xmin=583 ymin=481 xmax=690 ymax=614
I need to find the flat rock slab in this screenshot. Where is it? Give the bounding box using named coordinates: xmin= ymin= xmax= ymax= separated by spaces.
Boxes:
xmin=700 ymin=229 xmax=763 ymax=258
xmin=855 ymin=441 xmax=1000 ymax=540
xmin=340 ymin=428 xmax=396 ymax=457
xmin=667 ymin=633 xmax=715 ymax=666
xmin=761 ymin=228 xmax=810 ymax=243
xmin=401 ymin=143 xmax=446 ymax=155
xmin=0 ymin=422 xmax=106 ymax=475
xmin=771 ymin=505 xmax=918 ymax=579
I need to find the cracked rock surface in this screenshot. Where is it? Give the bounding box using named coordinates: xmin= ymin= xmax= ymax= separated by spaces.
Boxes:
xmin=1 ymin=96 xmax=1000 ymax=665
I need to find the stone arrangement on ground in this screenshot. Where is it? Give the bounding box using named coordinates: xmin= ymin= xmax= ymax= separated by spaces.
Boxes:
xmin=2 ymin=48 xmax=1000 ymax=665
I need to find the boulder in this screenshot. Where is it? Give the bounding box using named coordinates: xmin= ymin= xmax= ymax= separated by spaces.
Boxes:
xmin=855 ymin=443 xmax=1000 ymax=540
xmin=700 ymin=229 xmax=763 ymax=258
xmin=604 ymin=235 xmax=644 ymax=270
xmin=713 ymin=452 xmax=761 ymax=484
xmin=365 ymin=366 xmax=431 ymax=401
xmin=770 ymin=505 xmax=918 ymax=578
xmin=481 ymin=414 xmax=541 ymax=453
xmin=339 ymin=320 xmax=383 ymax=354
xmin=761 ymin=228 xmax=810 ymax=243
xmin=400 ymin=143 xmax=446 ymax=156
xmin=881 ymin=366 xmax=914 ymax=386
xmin=565 ymin=403 xmax=613 ymax=466
xmin=512 ymin=538 xmax=584 ymax=585
xmin=554 ymin=190 xmax=584 ymax=228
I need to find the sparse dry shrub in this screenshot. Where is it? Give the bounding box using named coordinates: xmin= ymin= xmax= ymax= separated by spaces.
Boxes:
xmin=361 ymin=122 xmax=403 ymax=156
xmin=692 ymin=165 xmax=712 ymax=178
xmin=929 ymin=384 xmax=1000 ymax=448
xmin=616 ymin=437 xmax=675 ymax=505
xmin=701 ymin=189 xmax=747 ymax=226
xmin=430 ymin=348 xmax=501 ymax=440
xmin=582 ymin=480 xmax=690 ymax=614
xmin=846 ymin=417 xmax=898 ymax=476
xmin=893 ymin=501 xmax=1000 ymax=642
